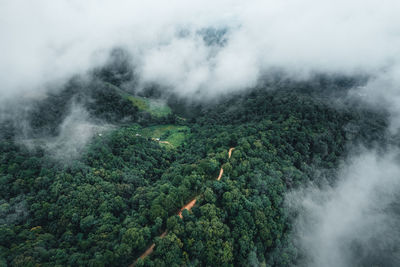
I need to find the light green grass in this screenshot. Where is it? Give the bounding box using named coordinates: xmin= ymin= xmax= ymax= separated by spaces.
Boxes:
xmin=127 ymin=96 xmax=148 ymax=110
xmin=127 ymin=96 xmax=172 ymax=118
xmin=103 ymin=82 xmax=172 ymax=118
xmin=138 ymin=125 xmax=190 ymax=148
xmin=147 ymin=99 xmax=172 ymax=118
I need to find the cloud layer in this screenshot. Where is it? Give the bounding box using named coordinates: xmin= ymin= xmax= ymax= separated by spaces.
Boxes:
xmin=288 ymin=150 xmax=400 ymax=267
xmin=2 ymin=2 xmax=400 ymax=264
xmin=2 ymin=0 xmax=400 ymax=101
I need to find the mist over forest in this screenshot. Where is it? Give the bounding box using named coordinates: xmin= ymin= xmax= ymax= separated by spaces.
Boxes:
xmin=1 ymin=1 xmax=400 ymax=267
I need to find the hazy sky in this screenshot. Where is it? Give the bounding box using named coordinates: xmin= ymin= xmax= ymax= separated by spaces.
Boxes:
xmin=2 ymin=0 xmax=400 ymax=102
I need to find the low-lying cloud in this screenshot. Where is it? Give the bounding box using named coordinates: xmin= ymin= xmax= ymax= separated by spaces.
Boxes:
xmin=288 ymin=149 xmax=400 ymax=267
xmin=42 ymin=104 xmax=110 ymax=160
xmin=2 ymin=0 xmax=400 ymax=102
xmin=20 ymin=103 xmax=111 ymax=160
xmin=2 ymin=2 xmax=400 ymax=264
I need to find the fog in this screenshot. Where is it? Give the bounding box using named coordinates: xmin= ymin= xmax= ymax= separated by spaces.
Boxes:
xmin=2 ymin=0 xmax=400 ymax=101
xmin=2 ymin=1 xmax=400 ymax=265
xmin=39 ymin=103 xmax=111 ymax=160
xmin=288 ymin=150 xmax=400 ymax=267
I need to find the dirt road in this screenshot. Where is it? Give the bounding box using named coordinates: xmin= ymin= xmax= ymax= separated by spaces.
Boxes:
xmin=228 ymin=147 xmax=235 ymax=158
xmin=217 ymin=168 xmax=224 ymax=181
xmin=132 ymin=147 xmax=235 ymax=265
xmin=217 ymin=148 xmax=234 ymax=181
xmin=130 ymin=231 xmax=167 ymax=267
xmin=178 ymin=198 xmax=197 ymax=218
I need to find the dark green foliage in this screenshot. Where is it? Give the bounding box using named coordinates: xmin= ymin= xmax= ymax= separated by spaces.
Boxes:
xmin=27 ymin=78 xmax=139 ymax=137
xmin=85 ymin=82 xmax=139 ymax=122
xmin=92 ymin=48 xmax=134 ymax=87
xmin=0 ymin=81 xmax=388 ymax=266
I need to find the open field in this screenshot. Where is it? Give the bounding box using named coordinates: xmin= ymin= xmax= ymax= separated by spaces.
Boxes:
xmin=127 ymin=96 xmax=172 ymax=118
xmin=138 ymin=124 xmax=190 ymax=147
xmin=104 ymin=82 xmax=172 ymax=118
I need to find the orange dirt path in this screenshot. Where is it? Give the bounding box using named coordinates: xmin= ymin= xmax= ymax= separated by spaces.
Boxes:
xmin=228 ymin=147 xmax=235 ymax=158
xmin=139 ymin=244 xmax=155 ymax=260
xmin=160 ymin=231 xmax=167 ymax=238
xmin=178 ymin=198 xmax=197 ymax=218
xmin=132 ymin=147 xmax=235 ymax=266
xmin=217 ymin=168 xmax=224 ymax=181
xmin=217 ymin=147 xmax=234 ymax=181
xmin=130 ymin=230 xmax=168 ymax=267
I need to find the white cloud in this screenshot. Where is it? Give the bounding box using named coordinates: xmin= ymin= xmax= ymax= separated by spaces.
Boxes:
xmin=34 ymin=103 xmax=110 ymax=160
xmin=288 ymin=150 xmax=400 ymax=267
xmin=2 ymin=1 xmax=400 ymax=264
xmin=2 ymin=0 xmax=400 ymax=101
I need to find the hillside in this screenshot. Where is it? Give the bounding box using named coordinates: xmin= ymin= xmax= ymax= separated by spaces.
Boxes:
xmin=0 ymin=75 xmax=390 ymax=266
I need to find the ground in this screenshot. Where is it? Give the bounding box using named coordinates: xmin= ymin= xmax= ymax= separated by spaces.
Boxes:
xmin=127 ymin=96 xmax=172 ymax=118
xmin=133 ymin=124 xmax=190 ymax=148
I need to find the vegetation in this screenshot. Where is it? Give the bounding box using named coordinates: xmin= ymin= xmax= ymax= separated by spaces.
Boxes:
xmin=0 ymin=74 xmax=389 ymax=266
xmin=127 ymin=96 xmax=172 ymax=118
xmin=138 ymin=125 xmax=190 ymax=148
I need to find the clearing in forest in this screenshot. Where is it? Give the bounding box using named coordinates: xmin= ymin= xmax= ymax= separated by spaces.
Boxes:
xmin=139 ymin=125 xmax=190 ymax=147
xmin=127 ymin=96 xmax=172 ymax=118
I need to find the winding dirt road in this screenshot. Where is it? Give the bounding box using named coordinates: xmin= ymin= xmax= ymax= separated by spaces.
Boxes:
xmin=217 ymin=168 xmax=224 ymax=180
xmin=228 ymin=147 xmax=235 ymax=158
xmin=132 ymin=147 xmax=235 ymax=265
xmin=178 ymin=198 xmax=197 ymax=218
xmin=130 ymin=231 xmax=167 ymax=267
xmin=217 ymin=148 xmax=234 ymax=181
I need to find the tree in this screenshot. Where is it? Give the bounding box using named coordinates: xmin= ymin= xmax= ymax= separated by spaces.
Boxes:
xmin=122 ymin=227 xmax=150 ymax=252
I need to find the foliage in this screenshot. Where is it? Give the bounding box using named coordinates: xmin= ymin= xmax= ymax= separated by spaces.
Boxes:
xmin=127 ymin=96 xmax=172 ymax=118
xmin=0 ymin=80 xmax=388 ymax=266
xmin=139 ymin=125 xmax=190 ymax=148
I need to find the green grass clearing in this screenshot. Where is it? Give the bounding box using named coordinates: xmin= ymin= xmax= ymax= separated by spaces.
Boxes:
xmin=103 ymin=82 xmax=172 ymax=118
xmin=138 ymin=125 xmax=190 ymax=148
xmin=127 ymin=96 xmax=172 ymax=118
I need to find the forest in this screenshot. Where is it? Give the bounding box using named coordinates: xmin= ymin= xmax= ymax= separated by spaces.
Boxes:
xmin=0 ymin=64 xmax=390 ymax=267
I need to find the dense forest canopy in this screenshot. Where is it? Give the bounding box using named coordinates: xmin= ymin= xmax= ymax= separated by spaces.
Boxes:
xmin=3 ymin=1 xmax=400 ymax=266
xmin=1 ymin=59 xmax=396 ymax=267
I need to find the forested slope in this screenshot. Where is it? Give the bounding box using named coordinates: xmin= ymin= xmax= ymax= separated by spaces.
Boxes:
xmin=0 ymin=77 xmax=388 ymax=266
